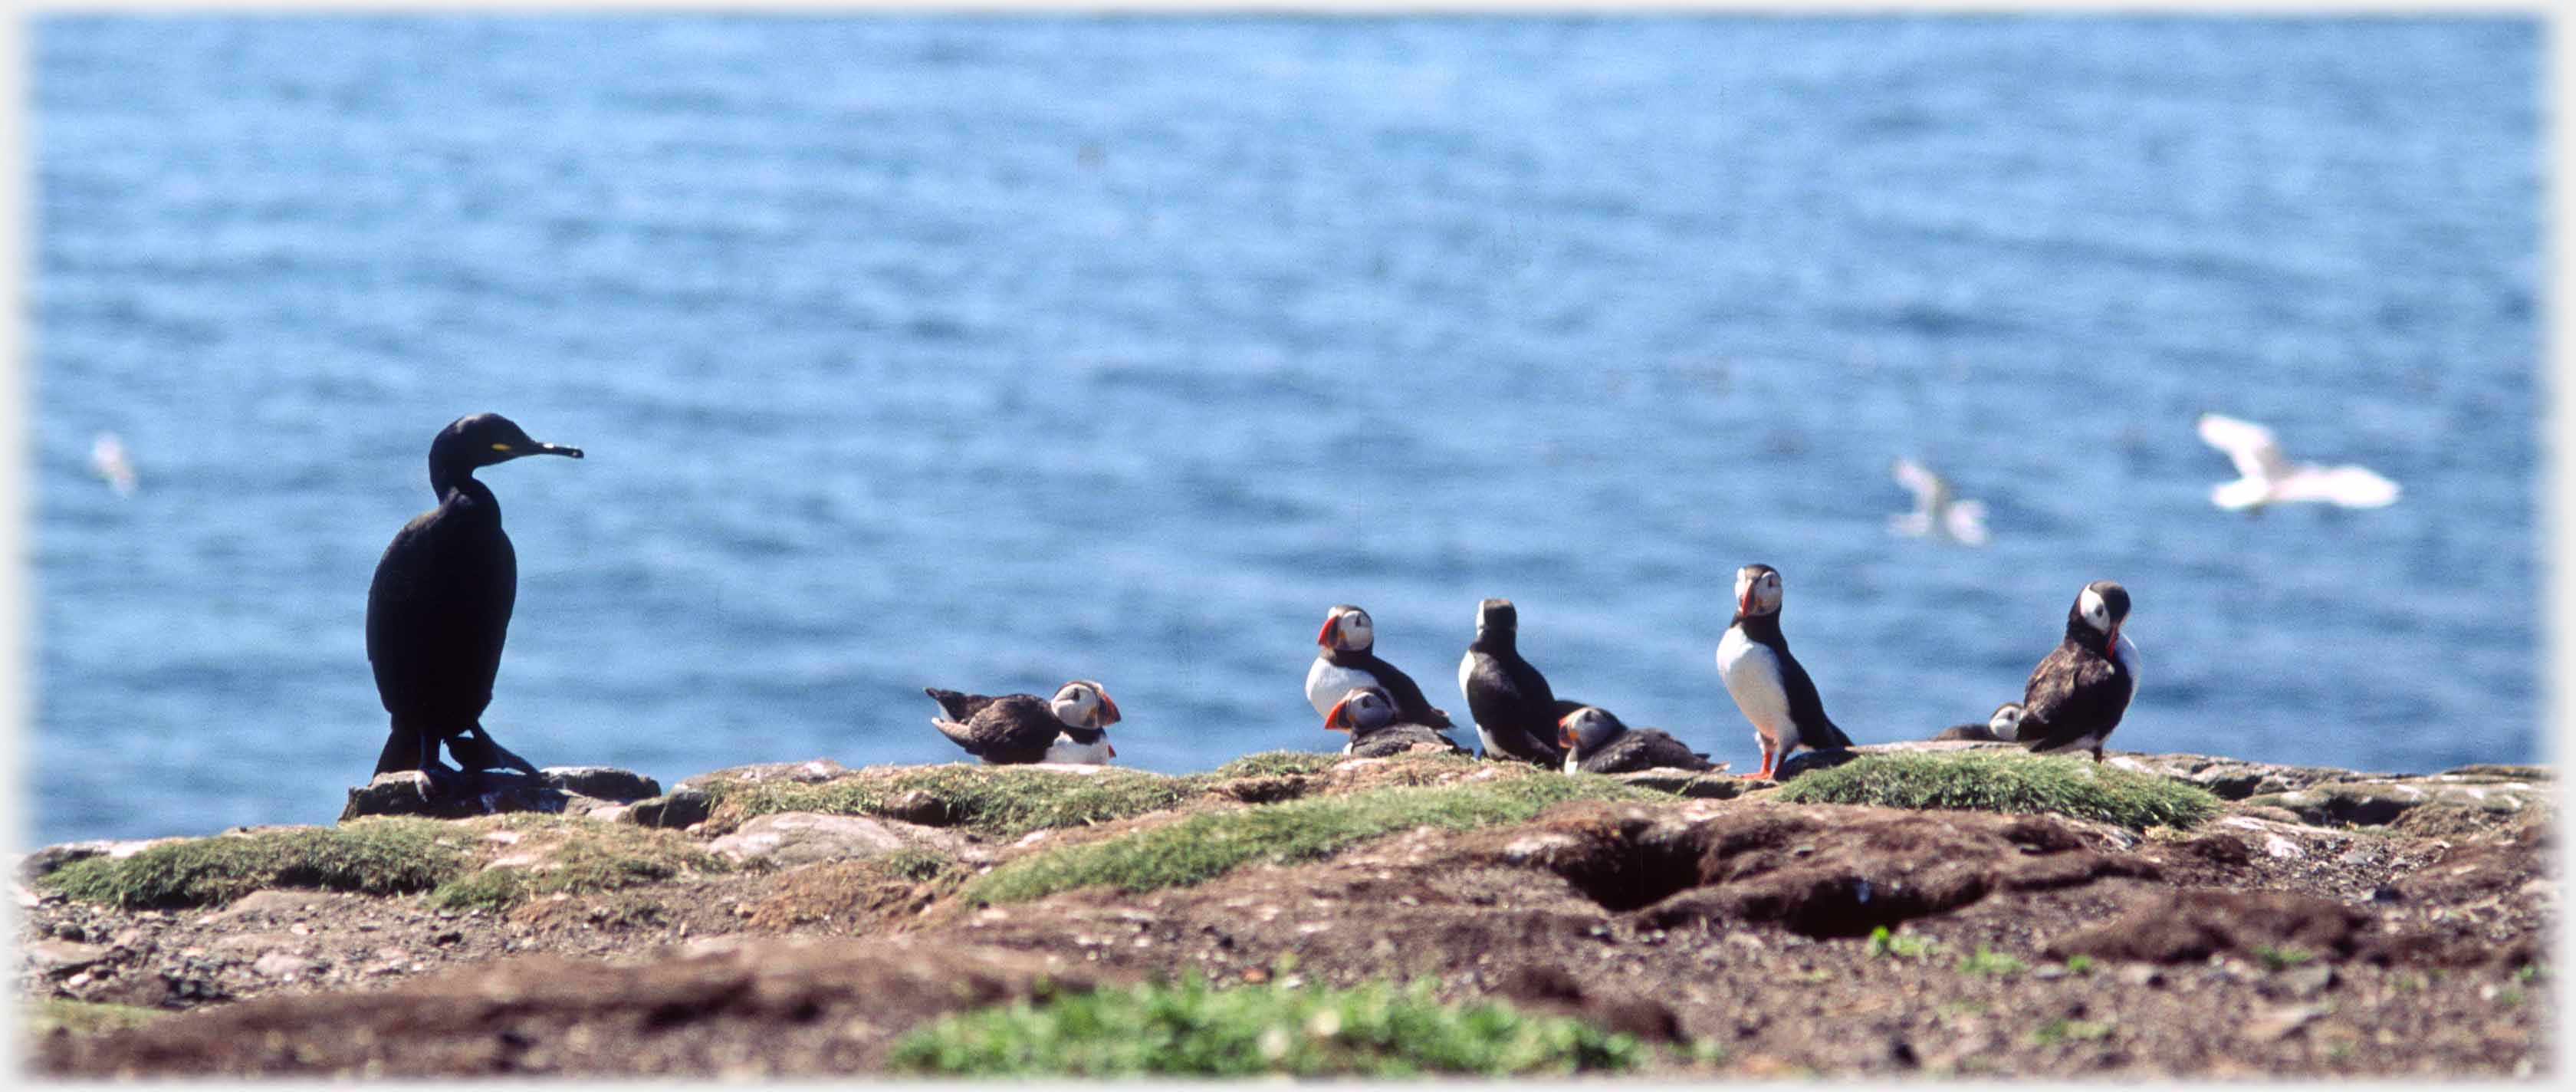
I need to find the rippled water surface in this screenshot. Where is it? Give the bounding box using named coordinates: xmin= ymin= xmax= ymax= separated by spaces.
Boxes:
xmin=29 ymin=15 xmax=2541 ymax=844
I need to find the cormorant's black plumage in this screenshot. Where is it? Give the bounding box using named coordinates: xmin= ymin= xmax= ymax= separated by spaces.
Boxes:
xmin=366 ymin=413 xmax=581 ymax=781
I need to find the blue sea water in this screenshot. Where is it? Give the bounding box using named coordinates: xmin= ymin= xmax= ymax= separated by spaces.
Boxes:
xmin=25 ymin=15 xmax=2541 ymax=845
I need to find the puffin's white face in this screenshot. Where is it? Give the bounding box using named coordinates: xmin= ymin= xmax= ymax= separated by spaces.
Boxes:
xmin=1324 ymin=687 xmax=1395 ymax=732
xmin=1734 ymin=566 xmax=1783 ymax=617
xmin=2078 ymin=587 xmax=2111 ymax=633
xmin=1320 ymin=607 xmax=1373 ymax=652
xmin=1558 ymin=706 xmax=1622 ymax=755
xmin=1050 ymin=681 xmax=1122 ymax=729
xmin=1989 ymin=702 xmax=2025 ymax=736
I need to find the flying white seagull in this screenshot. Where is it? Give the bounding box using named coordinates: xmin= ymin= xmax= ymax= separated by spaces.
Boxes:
xmin=1889 ymin=457 xmax=1990 ymax=546
xmin=2195 ymin=413 xmax=2399 ymax=512
xmin=90 ymin=432 xmax=137 ymax=496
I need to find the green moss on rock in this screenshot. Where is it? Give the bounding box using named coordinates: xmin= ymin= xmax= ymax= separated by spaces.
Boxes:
xmin=35 ymin=819 xmax=472 ymax=909
xmin=1770 ymin=752 xmax=2220 ymax=831
xmin=963 ymin=767 xmax=1658 ymax=906
xmin=888 ymin=974 xmax=1641 ymax=1077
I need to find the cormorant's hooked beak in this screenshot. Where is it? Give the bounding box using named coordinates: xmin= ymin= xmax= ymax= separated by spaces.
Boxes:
xmin=493 ymin=441 xmax=584 ymax=460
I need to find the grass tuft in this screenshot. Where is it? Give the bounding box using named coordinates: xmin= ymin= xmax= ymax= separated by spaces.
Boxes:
xmin=1770 ymin=752 xmax=2220 ymax=831
xmin=2033 ymin=1017 xmax=2112 ymax=1046
xmin=37 ymin=819 xmax=471 ymax=909
xmin=702 ymin=765 xmax=1206 ymax=840
xmin=1865 ymin=925 xmax=1937 ymax=960
xmin=1210 ymin=751 xmax=1342 ymax=780
xmin=963 ymin=770 xmax=1657 ymax=906
xmin=2253 ymin=945 xmax=2315 ymax=972
xmin=1956 ymin=946 xmax=2029 ymax=977
xmin=427 ymin=817 xmax=728 ymax=911
xmin=25 ymin=998 xmax=169 ymax=1038
xmin=888 ymin=974 xmax=1641 ymax=1077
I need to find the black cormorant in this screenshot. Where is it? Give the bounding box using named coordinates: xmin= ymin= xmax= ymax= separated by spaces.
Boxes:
xmin=366 ymin=413 xmax=582 ymax=784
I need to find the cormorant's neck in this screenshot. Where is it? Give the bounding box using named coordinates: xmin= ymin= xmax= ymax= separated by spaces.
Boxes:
xmin=1734 ymin=612 xmax=1783 ymax=643
xmin=436 ymin=471 xmax=497 ymax=513
xmin=430 ymin=458 xmax=484 ymax=501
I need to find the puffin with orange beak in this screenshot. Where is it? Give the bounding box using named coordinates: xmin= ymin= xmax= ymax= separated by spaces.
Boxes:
xmin=1714 ymin=563 xmax=1855 ymax=780
xmin=1322 ymin=686 xmax=1467 ymax=758
xmin=2017 ymin=581 xmax=2138 ymax=763
xmin=1557 ymin=706 xmax=1721 ymax=775
xmin=923 ymin=680 xmax=1121 ymax=765
xmin=1305 ymin=604 xmax=1452 ymax=729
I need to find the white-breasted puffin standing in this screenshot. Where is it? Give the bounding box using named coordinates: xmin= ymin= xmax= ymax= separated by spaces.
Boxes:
xmin=924 ymin=679 xmax=1120 ymax=765
xmin=1714 ymin=563 xmax=1856 ymax=780
xmin=2017 ymin=581 xmax=2139 ymax=762
xmin=1456 ymin=597 xmax=1566 ymax=766
xmin=1557 ymin=706 xmax=1720 ymax=775
xmin=1306 ymin=604 xmax=1452 ymax=728
xmin=1322 ymin=686 xmax=1468 ymax=758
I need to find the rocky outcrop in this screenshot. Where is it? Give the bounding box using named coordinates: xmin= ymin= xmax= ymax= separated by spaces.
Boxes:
xmin=338 ymin=768 xmax=662 ymax=823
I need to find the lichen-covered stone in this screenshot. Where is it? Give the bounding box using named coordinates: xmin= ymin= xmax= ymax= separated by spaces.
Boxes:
xmin=675 ymin=759 xmax=847 ymax=794
xmin=1609 ymin=768 xmax=1755 ymax=800
xmin=705 ymin=812 xmax=974 ymax=868
xmin=540 ymin=767 xmax=662 ymax=803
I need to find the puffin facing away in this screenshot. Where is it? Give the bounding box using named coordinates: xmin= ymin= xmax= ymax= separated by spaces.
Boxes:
xmin=1558 ymin=706 xmax=1720 ymax=775
xmin=2019 ymin=581 xmax=2139 ymax=763
xmin=366 ymin=413 xmax=583 ymax=786
xmin=1931 ymin=702 xmax=2026 ymax=742
xmin=1456 ymin=597 xmax=1566 ymax=767
xmin=1714 ymin=564 xmax=1855 ymax=780
xmin=925 ymin=680 xmax=1121 ymax=765
xmin=1306 ymin=604 xmax=1451 ymax=728
xmin=1322 ymin=686 xmax=1467 ymax=758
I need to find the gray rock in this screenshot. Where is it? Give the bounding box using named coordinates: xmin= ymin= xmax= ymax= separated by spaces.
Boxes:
xmin=21 ymin=938 xmax=110 ymax=974
xmin=339 ymin=766 xmax=666 ymax=823
xmin=625 ymin=788 xmax=713 ymax=830
xmin=2279 ymin=962 xmax=2337 ymax=997
xmin=674 ymin=758 xmax=847 ymax=793
xmin=540 ymin=766 xmax=662 ymax=803
xmin=705 ymin=812 xmax=968 ymax=867
xmin=1612 ymin=768 xmax=1753 ymax=800
xmin=2242 ymin=777 xmax=2548 ymax=828
xmin=251 ymin=951 xmax=316 ymax=979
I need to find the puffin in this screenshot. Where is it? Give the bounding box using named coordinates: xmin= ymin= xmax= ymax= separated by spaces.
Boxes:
xmin=1557 ymin=706 xmax=1719 ymax=775
xmin=1931 ymin=702 xmax=2026 ymax=742
xmin=1714 ymin=563 xmax=1855 ymax=780
xmin=2017 ymin=581 xmax=2139 ymax=762
xmin=366 ymin=413 xmax=583 ymax=786
xmin=1306 ymin=604 xmax=1451 ymax=728
xmin=924 ymin=680 xmax=1121 ymax=765
xmin=1322 ymin=686 xmax=1467 ymax=758
xmin=1456 ymin=597 xmax=1566 ymax=766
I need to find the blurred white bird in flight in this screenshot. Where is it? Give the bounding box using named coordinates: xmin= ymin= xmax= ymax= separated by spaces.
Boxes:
xmin=90 ymin=432 xmax=137 ymax=496
xmin=1889 ymin=457 xmax=1990 ymax=546
xmin=2195 ymin=413 xmax=2399 ymax=512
